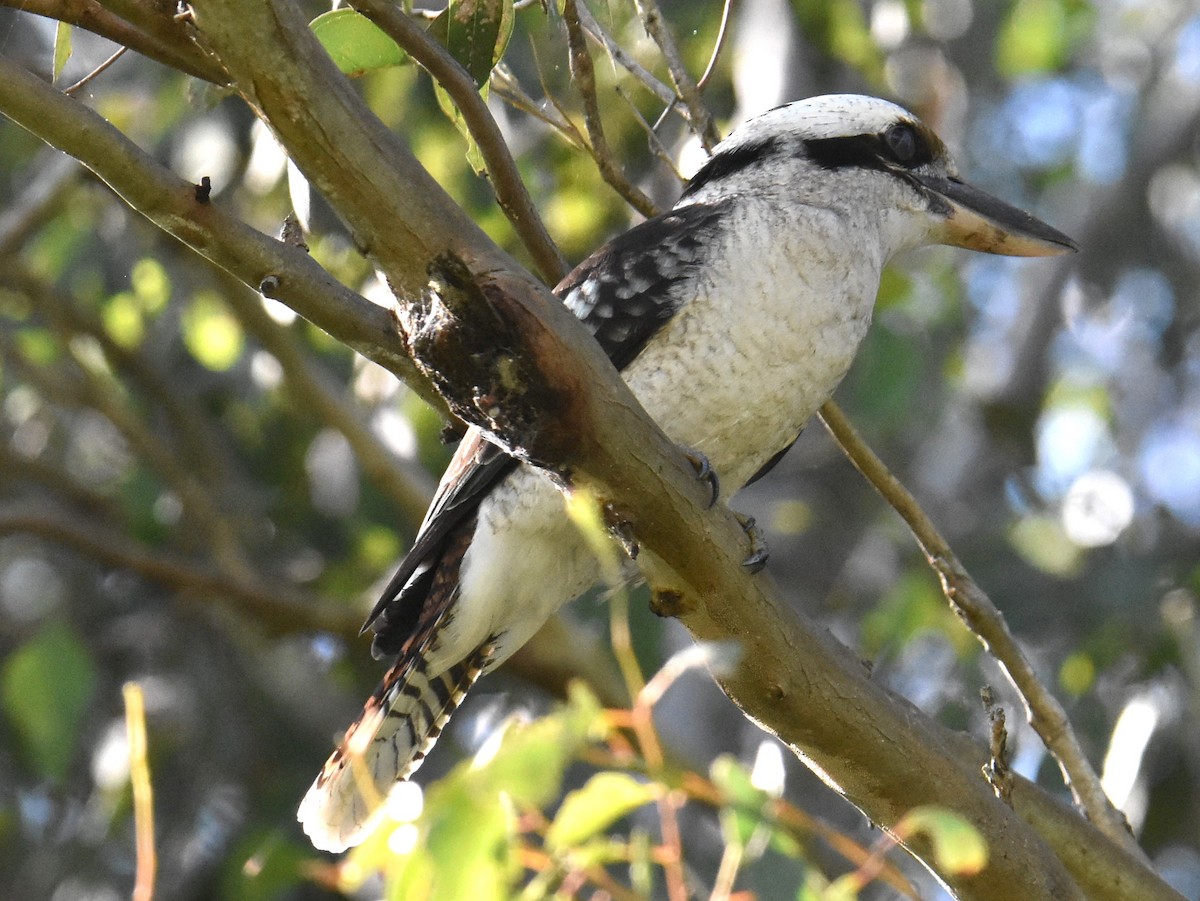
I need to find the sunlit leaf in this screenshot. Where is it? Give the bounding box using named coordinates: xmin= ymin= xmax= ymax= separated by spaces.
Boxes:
xmin=1 ymin=622 xmax=96 ymax=784
xmin=52 ymin=22 xmax=73 ymax=83
xmin=311 ymin=9 xmax=408 ymax=77
xmin=995 ymin=0 xmax=1086 ymax=75
xmin=546 ymin=771 xmax=660 ymax=851
xmin=711 ymin=755 xmax=767 ymax=847
xmin=1009 ymin=514 xmax=1082 ymax=577
xmin=182 ymin=291 xmax=244 ymax=371
xmin=1059 ymin=650 xmax=1095 ymax=697
xmin=895 ymin=806 xmax=988 ymax=876
xmin=346 ymin=684 xmax=605 ymax=899
xmin=130 ymin=258 xmax=171 ymax=313
xmin=103 ymin=292 xmax=145 ymax=348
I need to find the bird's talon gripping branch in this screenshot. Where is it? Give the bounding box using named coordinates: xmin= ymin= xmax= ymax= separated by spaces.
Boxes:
xmin=681 ymin=446 xmax=720 ymax=507
xmin=736 ymin=513 xmax=770 ymax=573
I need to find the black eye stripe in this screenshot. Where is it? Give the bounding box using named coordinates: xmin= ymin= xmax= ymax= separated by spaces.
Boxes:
xmin=682 ymin=136 xmax=783 ymax=198
xmin=803 ymin=121 xmax=937 ymax=173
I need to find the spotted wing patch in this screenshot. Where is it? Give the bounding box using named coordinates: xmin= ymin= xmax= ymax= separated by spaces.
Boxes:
xmin=558 ymin=202 xmax=727 ymax=369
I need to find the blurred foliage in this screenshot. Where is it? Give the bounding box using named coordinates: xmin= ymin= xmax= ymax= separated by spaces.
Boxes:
xmin=1 ymin=0 xmax=1200 ymax=899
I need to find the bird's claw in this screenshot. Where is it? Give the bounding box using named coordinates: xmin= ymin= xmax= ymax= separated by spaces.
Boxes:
xmin=681 ymin=447 xmax=719 ymax=507
xmin=735 ymin=513 xmax=770 ymax=573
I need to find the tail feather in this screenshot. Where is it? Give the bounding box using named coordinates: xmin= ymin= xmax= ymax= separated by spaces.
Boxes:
xmin=298 ymin=642 xmax=494 ymax=852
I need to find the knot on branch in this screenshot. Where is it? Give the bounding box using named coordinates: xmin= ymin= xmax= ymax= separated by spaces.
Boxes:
xmin=396 ymin=252 xmax=574 ymax=467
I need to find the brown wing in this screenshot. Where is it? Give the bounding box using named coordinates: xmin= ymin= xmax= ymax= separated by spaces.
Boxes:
xmin=362 ymin=431 xmax=513 ymax=658
xmin=363 ymin=202 xmax=729 ymax=659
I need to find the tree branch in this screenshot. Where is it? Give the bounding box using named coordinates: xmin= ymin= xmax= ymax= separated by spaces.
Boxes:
xmin=819 ymin=401 xmax=1143 ymax=857
xmin=1 ymin=0 xmax=227 ymax=83
xmin=2 ymin=4 xmax=1180 ymax=898
xmin=562 ymin=0 xmax=659 ymax=219
xmin=631 ymin=0 xmax=721 ymax=151
xmin=0 ymin=55 xmax=450 ymax=420
xmin=345 ymin=0 xmax=568 ymax=286
xmin=0 ymin=503 xmax=358 ymax=637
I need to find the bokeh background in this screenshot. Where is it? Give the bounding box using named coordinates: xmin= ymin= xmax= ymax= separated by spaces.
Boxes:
xmin=1 ymin=0 xmax=1199 ymax=898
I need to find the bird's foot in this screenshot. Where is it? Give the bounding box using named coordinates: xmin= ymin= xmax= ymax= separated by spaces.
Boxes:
xmin=680 ymin=446 xmax=720 ymax=507
xmin=735 ymin=512 xmax=770 ymax=573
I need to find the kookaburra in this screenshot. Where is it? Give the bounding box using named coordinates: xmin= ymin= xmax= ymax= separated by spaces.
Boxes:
xmin=298 ymin=94 xmax=1076 ymax=851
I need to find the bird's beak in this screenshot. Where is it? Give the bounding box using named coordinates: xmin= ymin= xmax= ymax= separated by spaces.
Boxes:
xmin=920 ymin=174 xmax=1078 ymax=257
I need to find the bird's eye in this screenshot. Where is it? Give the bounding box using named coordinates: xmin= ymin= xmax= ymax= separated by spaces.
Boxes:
xmin=883 ymin=123 xmax=919 ymax=166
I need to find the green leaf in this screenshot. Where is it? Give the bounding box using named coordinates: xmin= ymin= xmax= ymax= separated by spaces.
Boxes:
xmin=311 ymin=9 xmax=408 ymax=77
xmin=895 ymin=806 xmax=988 ymax=876
xmin=220 ymin=831 xmax=308 ymax=901
xmin=182 ymin=290 xmax=244 ymax=371
xmin=1 ymin=622 xmax=96 ymax=784
xmin=710 ymin=755 xmax=767 ymax=848
xmin=16 ymin=328 xmax=60 ymax=365
xmin=428 ymin=0 xmax=514 ymax=87
xmin=130 ymin=258 xmax=171 ymax=314
xmin=347 ymin=684 xmax=606 ymax=899
xmin=103 ymin=292 xmax=145 ymax=349
xmin=52 ymin=22 xmax=73 ymax=83
xmin=433 ymin=81 xmax=487 ymax=176
xmin=547 ymin=772 xmax=660 ymax=851
xmin=996 ymin=0 xmax=1067 ymax=75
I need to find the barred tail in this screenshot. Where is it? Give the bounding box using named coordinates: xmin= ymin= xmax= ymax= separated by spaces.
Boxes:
xmin=297 ymin=643 xmax=494 ymax=853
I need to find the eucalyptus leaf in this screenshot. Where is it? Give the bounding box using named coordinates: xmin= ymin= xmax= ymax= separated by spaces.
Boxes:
xmin=311 ymin=9 xmax=408 ymax=77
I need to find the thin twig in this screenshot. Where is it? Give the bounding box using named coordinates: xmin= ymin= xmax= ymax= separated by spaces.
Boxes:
xmin=632 ymin=0 xmax=721 ymax=151
xmin=490 ymin=65 xmax=585 ymax=148
xmin=610 ymin=590 xmax=688 ymax=901
xmin=697 ymin=0 xmax=735 ymax=90
xmin=817 ymin=399 xmax=1145 ymax=860
xmin=562 ymin=0 xmax=658 ymax=218
xmin=124 ymin=681 xmax=156 ymax=901
xmin=0 ymin=152 xmax=80 ymax=256
xmin=63 ymin=45 xmax=128 ymax=94
xmin=0 ymin=502 xmax=359 ymax=636
xmin=346 ymin=0 xmax=568 ymax=285
xmin=616 ymin=85 xmax=686 ymax=182
xmin=574 ymin=2 xmax=677 ymax=107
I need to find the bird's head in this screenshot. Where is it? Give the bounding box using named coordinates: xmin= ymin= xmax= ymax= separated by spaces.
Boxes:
xmin=681 ymin=94 xmax=1077 ymax=260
